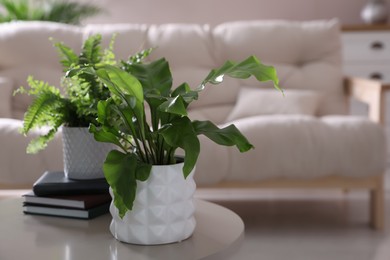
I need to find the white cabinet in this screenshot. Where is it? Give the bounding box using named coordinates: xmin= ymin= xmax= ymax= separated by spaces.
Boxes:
xmin=342 ymin=27 xmax=390 ymax=82
xmin=342 ymin=25 xmax=390 ymax=166
xmin=342 ymin=26 xmax=390 ymax=122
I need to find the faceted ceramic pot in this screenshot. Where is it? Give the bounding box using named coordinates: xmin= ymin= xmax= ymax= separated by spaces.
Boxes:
xmin=109 ymin=162 xmax=196 ymax=245
xmin=62 ymin=127 xmax=113 ymax=180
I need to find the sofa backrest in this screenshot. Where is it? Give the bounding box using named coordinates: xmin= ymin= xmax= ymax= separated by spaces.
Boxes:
xmin=0 ymin=20 xmax=346 ymax=121
xmin=211 ymin=19 xmax=346 ymax=116
xmin=0 ymin=22 xmax=83 ymax=119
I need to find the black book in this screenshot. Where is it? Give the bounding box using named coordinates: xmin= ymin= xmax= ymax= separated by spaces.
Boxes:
xmin=33 ymin=171 xmax=109 ymax=196
xmin=23 ymin=202 xmax=110 ymax=219
xmin=23 ymin=191 xmax=111 ymax=209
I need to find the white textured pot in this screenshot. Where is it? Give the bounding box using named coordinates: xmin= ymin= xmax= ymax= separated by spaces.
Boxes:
xmin=62 ymin=126 xmax=113 ymax=180
xmin=109 ymin=162 xmax=196 ymax=245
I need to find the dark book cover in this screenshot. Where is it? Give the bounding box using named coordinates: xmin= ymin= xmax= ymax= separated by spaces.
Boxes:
xmin=23 ymin=202 xmax=110 ymax=220
xmin=23 ymin=191 xmax=111 ymax=209
xmin=33 ymin=171 xmax=109 ymax=196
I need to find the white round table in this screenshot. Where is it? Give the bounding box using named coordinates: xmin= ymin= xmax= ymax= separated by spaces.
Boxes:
xmin=0 ymin=198 xmax=244 ymax=260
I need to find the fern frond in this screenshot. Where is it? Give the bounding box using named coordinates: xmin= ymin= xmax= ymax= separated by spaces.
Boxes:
xmin=102 ymin=33 xmax=117 ymax=66
xmin=121 ymin=48 xmax=155 ymax=72
xmin=53 ymin=41 xmax=79 ymax=71
xmin=21 ymin=77 xmax=66 ymax=135
xmin=79 ymin=34 xmax=102 ymax=65
xmin=22 ymin=92 xmax=64 ymax=134
xmin=0 ymin=0 xmax=29 ymax=20
xmin=26 ymin=119 xmax=63 ymax=154
xmin=0 ymin=0 xmax=101 ymax=24
xmin=22 ymin=76 xmax=61 ymax=96
xmin=44 ymin=1 xmax=102 ymax=25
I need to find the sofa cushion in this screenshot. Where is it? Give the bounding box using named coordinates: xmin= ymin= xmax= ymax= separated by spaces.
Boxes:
xmin=226 ymin=88 xmax=322 ymax=121
xmin=0 ymin=67 xmax=63 ymax=118
xmin=147 ymin=23 xmax=215 ymax=68
xmin=212 ymin=19 xmax=346 ymax=116
xmin=195 ymin=115 xmax=386 ymax=185
xmin=171 ymin=67 xmax=241 ymax=110
xmin=83 ymin=24 xmax=148 ymax=61
xmin=0 ymin=21 xmax=82 ymax=69
xmin=0 ymin=119 xmax=63 ymax=185
xmin=188 ymin=105 xmax=234 ymax=125
xmin=146 ymin=23 xmax=237 ymax=110
xmin=0 ymin=77 xmax=13 ymax=118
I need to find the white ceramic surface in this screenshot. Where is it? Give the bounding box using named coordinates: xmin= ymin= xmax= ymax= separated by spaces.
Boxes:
xmin=62 ymin=127 xmax=113 ymax=180
xmin=109 ymin=163 xmax=197 ymax=245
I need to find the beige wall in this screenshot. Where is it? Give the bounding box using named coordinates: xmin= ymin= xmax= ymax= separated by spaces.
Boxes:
xmin=83 ymin=0 xmax=389 ymax=26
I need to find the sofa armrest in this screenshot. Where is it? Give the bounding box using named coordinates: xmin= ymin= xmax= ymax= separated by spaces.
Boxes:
xmin=0 ymin=118 xmax=63 ymax=188
xmin=344 ymin=77 xmax=390 ymax=125
xmin=0 ymin=76 xmax=14 ymax=118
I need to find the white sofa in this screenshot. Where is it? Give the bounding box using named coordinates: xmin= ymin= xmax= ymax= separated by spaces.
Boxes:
xmin=0 ymin=20 xmax=387 ymax=228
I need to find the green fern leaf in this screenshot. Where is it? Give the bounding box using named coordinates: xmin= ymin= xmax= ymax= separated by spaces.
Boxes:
xmin=21 ymin=78 xmax=65 ymax=135
xmin=0 ymin=0 xmax=29 ymax=20
xmin=44 ymin=1 xmax=102 ymax=25
xmin=53 ymin=41 xmax=79 ymax=71
xmin=102 ymin=34 xmax=117 ymax=65
xmin=79 ymin=34 xmax=102 ymax=65
xmin=0 ymin=0 xmax=101 ymax=24
xmin=26 ymin=124 xmax=61 ymax=154
xmin=22 ymin=92 xmax=64 ymax=134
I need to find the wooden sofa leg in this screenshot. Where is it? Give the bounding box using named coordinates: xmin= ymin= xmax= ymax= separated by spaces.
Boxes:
xmin=369 ymin=175 xmax=385 ymax=230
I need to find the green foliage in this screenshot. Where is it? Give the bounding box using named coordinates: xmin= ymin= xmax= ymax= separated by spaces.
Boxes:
xmin=15 ymin=34 xmax=117 ymax=153
xmin=0 ymin=0 xmax=101 ymax=24
xmin=60 ymin=34 xmax=112 ymax=126
xmin=88 ymin=53 xmax=281 ymax=218
xmin=14 ymin=76 xmax=69 ymax=153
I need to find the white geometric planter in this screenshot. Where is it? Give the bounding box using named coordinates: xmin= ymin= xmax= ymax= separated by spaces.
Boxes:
xmin=109 ymin=162 xmax=196 ymax=245
xmin=62 ymin=127 xmax=113 ymax=180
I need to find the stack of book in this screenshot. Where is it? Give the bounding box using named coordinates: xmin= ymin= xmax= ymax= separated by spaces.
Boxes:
xmin=23 ymin=171 xmax=111 ymax=220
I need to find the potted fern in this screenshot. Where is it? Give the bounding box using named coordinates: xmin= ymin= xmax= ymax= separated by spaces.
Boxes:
xmin=15 ymin=34 xmax=119 ymax=179
xmin=0 ymin=0 xmax=102 ymax=24
xmin=87 ymin=52 xmax=280 ymax=244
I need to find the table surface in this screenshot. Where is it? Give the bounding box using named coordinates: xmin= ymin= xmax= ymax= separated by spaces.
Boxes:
xmin=0 ymin=198 xmax=244 ymax=260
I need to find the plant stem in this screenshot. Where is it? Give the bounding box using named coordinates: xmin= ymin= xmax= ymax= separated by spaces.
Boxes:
xmin=116 ymin=108 xmax=146 ymax=162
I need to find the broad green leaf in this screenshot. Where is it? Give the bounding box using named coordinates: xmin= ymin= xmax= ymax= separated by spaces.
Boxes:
xmin=96 ymin=65 xmax=145 ymax=135
xmin=103 ymin=150 xmax=138 ymax=218
xmin=126 ymin=58 xmax=172 ymax=97
xmin=160 ymin=117 xmax=200 ymax=178
xmin=192 ymin=120 xmax=254 ymax=152
xmin=65 ymin=66 xmax=96 ymax=78
xmin=135 ymin=162 xmax=152 ymax=181
xmin=144 ymin=93 xmax=169 ymax=131
xmin=158 ymin=95 xmax=188 ymax=116
xmin=96 ymin=99 xmax=108 ymax=124
xmin=200 ymin=56 xmax=281 ymax=92
xmin=103 ymin=150 xmax=153 ymax=217
xmin=89 ymin=124 xmax=122 ymax=148
xmin=172 ymin=82 xmax=191 ymax=96
xmin=172 ymin=83 xmax=198 ymax=104
xmin=201 ymin=61 xmax=235 ymax=86
xmin=97 ymin=65 xmax=143 ymax=104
